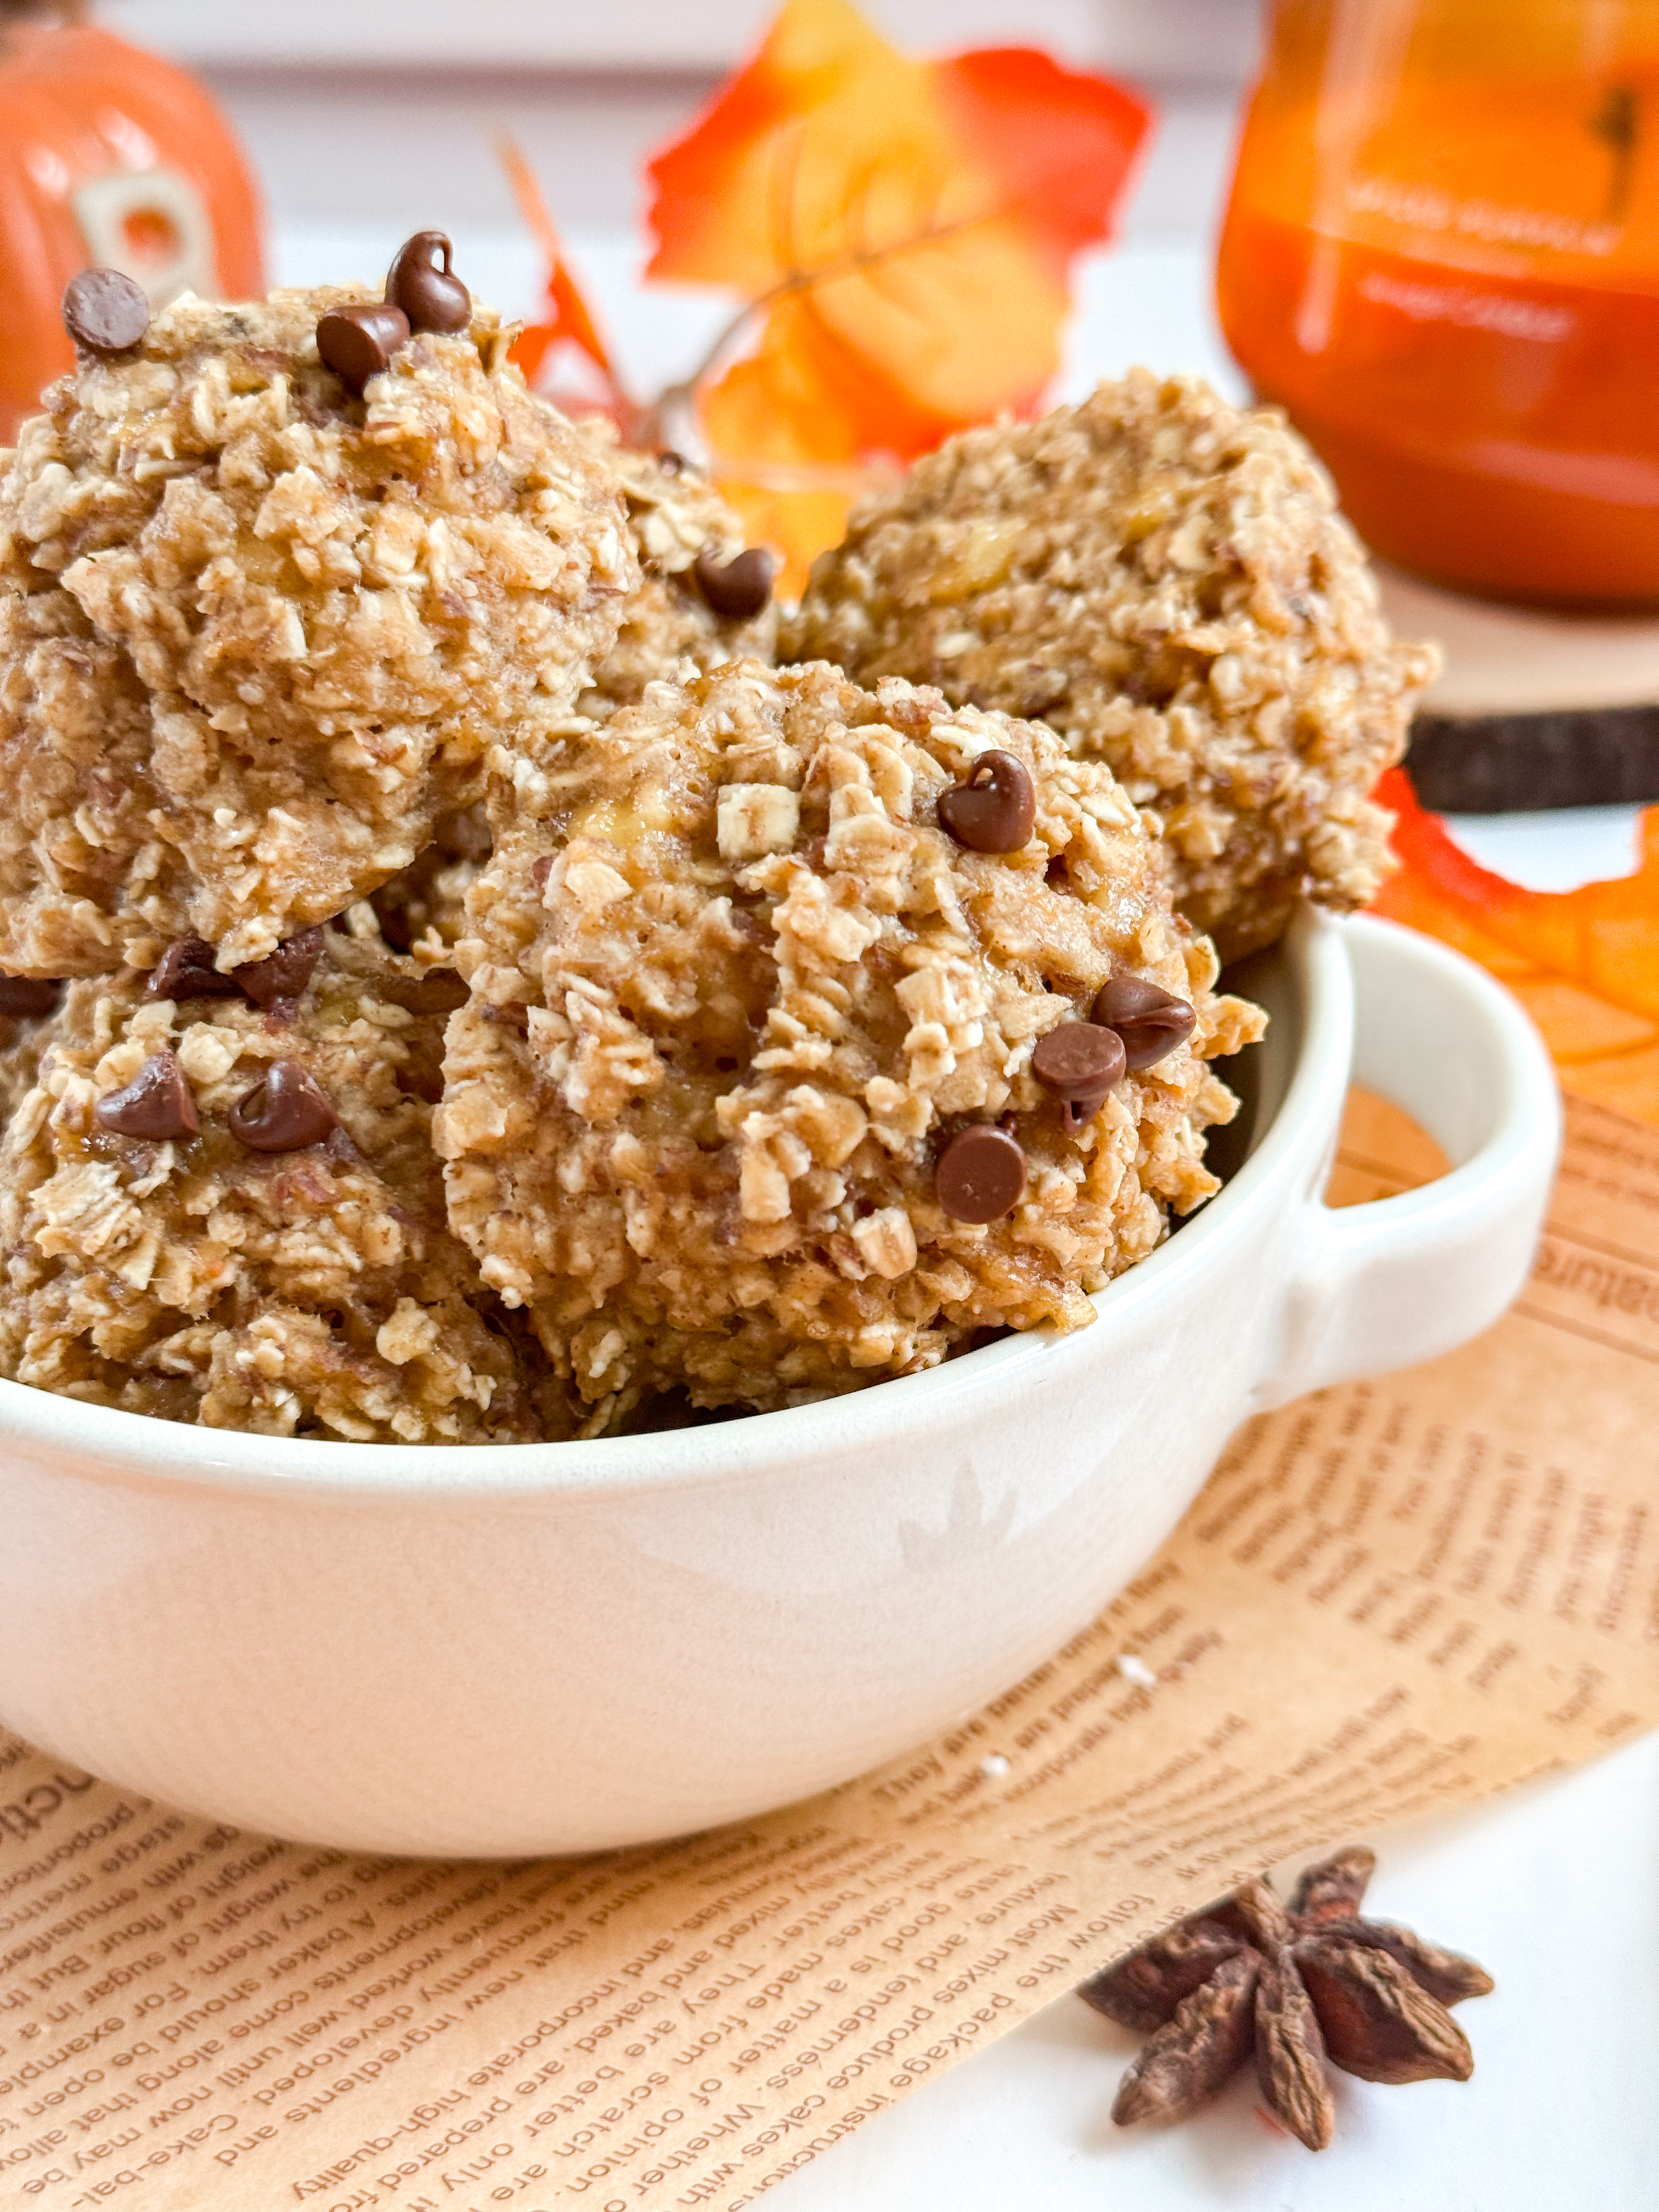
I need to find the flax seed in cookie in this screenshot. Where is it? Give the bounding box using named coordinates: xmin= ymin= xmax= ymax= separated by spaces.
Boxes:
xmin=0 ymin=282 xmax=635 ymax=979
xmin=786 ymin=374 xmax=1439 ymax=960
xmin=436 ymin=658 xmax=1263 ymax=1414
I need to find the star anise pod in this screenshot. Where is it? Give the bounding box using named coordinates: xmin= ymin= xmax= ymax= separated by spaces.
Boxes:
xmin=1080 ymin=1846 xmax=1494 ymax=2149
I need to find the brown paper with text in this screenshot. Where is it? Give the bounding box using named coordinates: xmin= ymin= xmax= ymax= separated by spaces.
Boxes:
xmin=2 ymin=1090 xmax=1656 ymax=2212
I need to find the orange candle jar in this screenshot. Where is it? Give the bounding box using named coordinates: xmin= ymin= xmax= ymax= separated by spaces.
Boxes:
xmin=0 ymin=3 xmax=263 ymax=443
xmin=1217 ymin=0 xmax=1659 ymax=607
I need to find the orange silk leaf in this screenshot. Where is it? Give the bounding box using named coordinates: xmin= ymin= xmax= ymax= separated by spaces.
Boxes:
xmin=1371 ymin=766 xmax=1659 ymax=1127
xmin=646 ymin=0 xmax=1150 ymax=588
xmin=500 ymin=135 xmax=629 ymax=421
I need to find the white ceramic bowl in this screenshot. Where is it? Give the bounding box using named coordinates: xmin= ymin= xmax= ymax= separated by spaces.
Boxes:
xmin=0 ymin=913 xmax=1559 ymax=1856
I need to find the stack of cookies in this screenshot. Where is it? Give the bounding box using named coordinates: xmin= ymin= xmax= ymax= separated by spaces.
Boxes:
xmin=0 ymin=245 xmax=1434 ymax=1440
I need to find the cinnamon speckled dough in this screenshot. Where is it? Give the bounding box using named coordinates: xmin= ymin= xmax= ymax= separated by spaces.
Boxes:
xmin=437 ymin=659 xmax=1263 ymax=1413
xmin=367 ymin=437 xmax=776 ymax=964
xmin=786 ymin=374 xmax=1440 ymax=960
xmin=574 ymin=425 xmax=776 ymax=714
xmin=0 ymin=930 xmax=575 ymax=1441
xmin=0 ymin=286 xmax=635 ymax=978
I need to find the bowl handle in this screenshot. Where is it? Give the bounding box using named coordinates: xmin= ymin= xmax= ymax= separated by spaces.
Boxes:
xmin=1255 ymin=913 xmax=1562 ymax=1411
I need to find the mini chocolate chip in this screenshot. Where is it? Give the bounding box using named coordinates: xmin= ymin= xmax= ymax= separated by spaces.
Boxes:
xmin=692 ymin=545 xmax=776 ymax=622
xmin=936 ymin=1123 xmax=1027 ymax=1223
xmin=1030 ymin=1023 xmax=1126 ymax=1128
xmin=385 ymin=230 xmax=471 ymax=335
xmin=936 ymin=751 xmax=1036 ymax=854
xmin=317 ymin=302 xmax=411 ymax=396
xmin=228 ymin=1059 xmax=340 ymax=1153
xmin=234 ymin=926 xmax=323 ymax=1011
xmin=530 ymin=854 xmax=555 ymax=891
xmin=0 ymin=974 xmax=61 ymax=1018
xmin=1031 ymin=1020 xmax=1127 ymax=1102
xmin=1093 ymin=973 xmax=1198 ymax=1071
xmin=145 ymin=937 xmax=241 ymax=1002
xmin=94 ymin=1052 xmax=198 ymax=1142
xmin=656 ymin=449 xmax=691 ymax=475
xmin=62 ymin=268 xmax=149 ymax=356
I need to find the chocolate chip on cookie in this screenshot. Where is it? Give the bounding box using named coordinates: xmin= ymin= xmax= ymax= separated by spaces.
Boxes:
xmin=235 ymin=927 xmax=324 ymax=1012
xmin=937 ymin=752 xmax=1036 ymax=854
xmin=317 ymin=302 xmax=412 ymax=395
xmin=228 ymin=1060 xmax=340 ymax=1152
xmin=145 ymin=938 xmax=243 ymax=1003
xmin=1094 ymin=974 xmax=1197 ymax=1071
xmin=62 ymin=268 xmax=149 ymax=356
xmin=692 ymin=546 xmax=777 ymax=622
xmin=385 ymin=231 xmax=471 ymax=334
xmin=1032 ymin=1021 xmax=1127 ymax=1126
xmin=936 ymin=1124 xmax=1028 ymax=1222
xmin=95 ymin=1052 xmax=199 ymax=1142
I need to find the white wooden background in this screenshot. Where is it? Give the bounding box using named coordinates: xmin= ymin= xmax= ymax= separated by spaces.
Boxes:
xmin=106 ymin=1 xmax=1262 ymax=77
xmin=100 ymin=1 xmax=1261 ymax=235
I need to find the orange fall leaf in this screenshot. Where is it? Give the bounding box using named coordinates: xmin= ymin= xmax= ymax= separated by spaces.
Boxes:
xmin=499 ymin=134 xmax=630 ymax=422
xmin=645 ymin=0 xmax=1152 ymax=587
xmin=1371 ymin=766 xmax=1659 ymax=1128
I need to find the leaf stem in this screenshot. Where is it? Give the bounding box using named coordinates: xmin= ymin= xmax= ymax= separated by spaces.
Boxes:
xmin=679 ymin=206 xmax=993 ymax=399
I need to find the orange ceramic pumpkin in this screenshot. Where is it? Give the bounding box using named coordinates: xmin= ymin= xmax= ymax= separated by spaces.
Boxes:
xmin=0 ymin=3 xmax=264 ymax=441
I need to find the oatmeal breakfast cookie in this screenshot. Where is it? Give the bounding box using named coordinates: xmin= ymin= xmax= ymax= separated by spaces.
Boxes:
xmin=786 ymin=373 xmax=1440 ymax=959
xmin=436 ymin=658 xmax=1263 ymax=1412
xmin=0 ymin=283 xmax=635 ymax=978
xmin=0 ymin=926 xmax=574 ymax=1441
xmin=575 ymin=423 xmax=777 ymax=714
xmin=367 ymin=434 xmax=777 ymax=963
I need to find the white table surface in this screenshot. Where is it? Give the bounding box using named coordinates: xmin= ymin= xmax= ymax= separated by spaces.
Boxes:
xmin=274 ymin=217 xmax=1659 ymax=2209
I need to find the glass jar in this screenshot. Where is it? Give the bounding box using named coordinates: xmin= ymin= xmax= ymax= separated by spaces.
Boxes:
xmin=1217 ymin=0 xmax=1659 ymax=606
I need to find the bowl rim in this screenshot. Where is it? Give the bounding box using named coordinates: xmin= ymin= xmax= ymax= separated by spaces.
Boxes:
xmin=0 ymin=911 xmax=1348 ymax=1504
